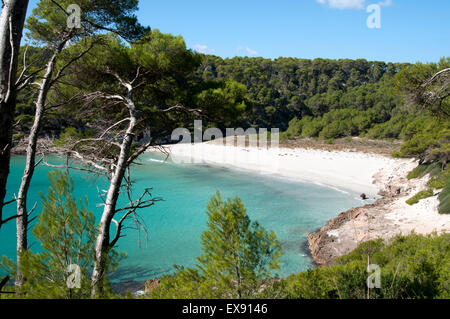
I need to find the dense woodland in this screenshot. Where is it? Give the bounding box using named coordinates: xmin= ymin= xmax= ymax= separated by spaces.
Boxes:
xmin=197 ymin=55 xmax=405 ymax=130
xmin=0 ymin=0 xmax=449 ymax=299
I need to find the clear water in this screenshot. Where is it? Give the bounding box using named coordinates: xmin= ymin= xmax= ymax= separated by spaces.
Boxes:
xmin=0 ymin=153 xmax=364 ymax=281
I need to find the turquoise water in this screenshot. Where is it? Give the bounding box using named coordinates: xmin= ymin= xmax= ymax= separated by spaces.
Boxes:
xmin=1 ymin=153 xmax=363 ymax=281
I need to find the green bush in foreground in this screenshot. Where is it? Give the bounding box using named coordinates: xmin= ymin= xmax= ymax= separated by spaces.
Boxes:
xmin=151 ymin=192 xmax=282 ymax=299
xmin=261 ymin=233 xmax=449 ymax=299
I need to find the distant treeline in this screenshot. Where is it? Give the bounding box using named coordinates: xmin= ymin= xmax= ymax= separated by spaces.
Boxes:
xmin=196 ymin=55 xmax=407 ymax=130
xmin=13 ymin=50 xmax=449 ymax=170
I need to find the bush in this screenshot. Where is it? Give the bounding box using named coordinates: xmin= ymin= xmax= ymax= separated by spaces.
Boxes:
xmin=407 ymin=163 xmax=449 ymax=213
xmin=407 ymin=163 xmax=442 ymax=180
xmin=406 ymin=189 xmax=434 ymax=206
xmin=438 ymin=182 xmax=450 ymax=214
xmin=261 ymin=233 xmax=450 ymax=299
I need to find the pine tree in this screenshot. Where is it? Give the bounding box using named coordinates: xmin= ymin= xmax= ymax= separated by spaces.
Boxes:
xmin=14 ymin=170 xmax=123 ymax=298
xmin=152 ymin=191 xmax=282 ymax=299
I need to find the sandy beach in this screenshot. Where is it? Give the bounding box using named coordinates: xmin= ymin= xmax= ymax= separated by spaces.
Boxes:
xmin=162 ymin=140 xmax=450 ymax=265
xmin=164 ymin=141 xmax=401 ymax=197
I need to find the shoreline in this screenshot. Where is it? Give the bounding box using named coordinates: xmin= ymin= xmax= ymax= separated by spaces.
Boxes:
xmin=308 ymin=158 xmax=449 ymax=265
xmin=161 ymin=142 xmax=403 ymax=198
xmin=159 ymin=141 xmax=450 ymax=266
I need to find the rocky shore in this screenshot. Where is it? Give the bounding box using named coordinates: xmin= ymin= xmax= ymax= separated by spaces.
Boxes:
xmin=308 ymin=158 xmax=450 ymax=266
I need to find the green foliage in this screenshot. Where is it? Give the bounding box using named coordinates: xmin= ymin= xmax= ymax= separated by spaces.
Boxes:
xmin=13 ymin=133 xmax=25 ymax=141
xmin=262 ymin=233 xmax=450 ymax=299
xmin=6 ymin=171 xmax=123 ymax=298
xmin=278 ymin=58 xmax=449 ymax=172
xmin=195 ymin=80 xmax=251 ymax=127
xmin=406 ymin=189 xmax=434 ymax=206
xmin=14 ymin=114 xmax=35 ymax=127
xmin=407 ymin=163 xmax=442 ymax=180
xmin=438 ymin=182 xmax=450 ymax=214
xmin=197 ymin=56 xmax=406 ymax=129
xmin=407 ymin=163 xmax=449 ymax=212
xmin=282 ymin=108 xmax=384 ymax=140
xmin=395 ymin=118 xmax=449 ymax=164
xmin=54 ymin=126 xmax=93 ymax=147
xmin=50 ymin=30 xmax=249 ymax=141
xmin=427 ymin=169 xmax=450 ymax=189
xmin=151 ymin=191 xmax=282 ymax=299
xmin=395 ymin=57 xmax=450 ymax=118
xmin=26 ymin=0 xmax=148 ymax=44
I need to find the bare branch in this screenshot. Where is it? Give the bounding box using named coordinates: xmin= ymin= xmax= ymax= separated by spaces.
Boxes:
xmin=50 ymin=40 xmax=96 ymax=85
xmin=0 ymin=143 xmax=9 ymax=156
xmin=421 ymin=68 xmax=450 ymax=88
xmin=44 ymin=93 xmax=83 ymax=111
xmin=0 ymin=214 xmax=19 ymax=227
xmin=43 ymin=158 xmax=110 ymax=181
xmin=3 ymin=17 xmax=15 ymax=104
xmin=1 ymin=198 xmax=17 ymax=208
xmin=109 ymin=188 xmax=161 ymax=248
xmin=15 ymin=44 xmax=29 ymax=85
xmin=83 ymin=91 xmax=125 ymax=103
xmin=0 ymin=276 xmax=13 ymax=295
xmin=154 ymin=104 xmax=202 ymax=116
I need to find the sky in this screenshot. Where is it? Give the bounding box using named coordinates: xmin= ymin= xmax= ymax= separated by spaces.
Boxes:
xmin=26 ymin=0 xmax=450 ymax=63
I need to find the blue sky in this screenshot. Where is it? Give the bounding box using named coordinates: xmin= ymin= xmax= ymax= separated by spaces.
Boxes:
xmin=26 ymin=0 xmax=450 ymax=63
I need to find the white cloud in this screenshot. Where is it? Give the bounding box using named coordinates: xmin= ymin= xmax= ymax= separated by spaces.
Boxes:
xmin=378 ymin=0 xmax=392 ymax=6
xmin=316 ymin=0 xmax=393 ymax=9
xmin=193 ymin=44 xmax=216 ymax=54
xmin=237 ymin=46 xmax=258 ymax=56
xmin=316 ymin=0 xmax=365 ymax=10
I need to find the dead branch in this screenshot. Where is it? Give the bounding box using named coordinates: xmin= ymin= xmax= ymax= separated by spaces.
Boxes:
xmin=50 ymin=40 xmax=96 ymax=85
xmin=109 ymin=188 xmax=162 ymax=248
xmin=154 ymin=104 xmax=202 ymax=116
xmin=43 ymin=158 xmax=110 ymax=181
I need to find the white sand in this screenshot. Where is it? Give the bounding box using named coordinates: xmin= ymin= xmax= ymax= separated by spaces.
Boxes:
xmin=378 ymin=160 xmax=450 ymax=235
xmin=160 ymin=141 xmax=449 ymax=252
xmin=324 ymin=158 xmax=449 ymax=247
xmin=163 ymin=142 xmax=406 ymax=197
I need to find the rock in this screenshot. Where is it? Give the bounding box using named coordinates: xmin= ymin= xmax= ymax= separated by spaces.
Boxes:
xmin=360 ymin=193 xmax=368 ymax=200
xmin=307 ymin=201 xmax=381 ymax=266
xmin=144 ymin=278 xmax=161 ymax=295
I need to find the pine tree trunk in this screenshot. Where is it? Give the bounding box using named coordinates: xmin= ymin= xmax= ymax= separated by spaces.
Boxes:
xmin=15 ymin=48 xmax=61 ymax=288
xmin=0 ymin=0 xmax=29 ymax=226
xmin=91 ymin=92 xmax=137 ymax=297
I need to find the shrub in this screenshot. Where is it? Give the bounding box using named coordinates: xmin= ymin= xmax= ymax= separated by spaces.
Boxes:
xmin=261 ymin=233 xmax=450 ymax=299
xmin=438 ymin=182 xmax=450 ymax=214
xmin=406 ymin=189 xmax=434 ymax=206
